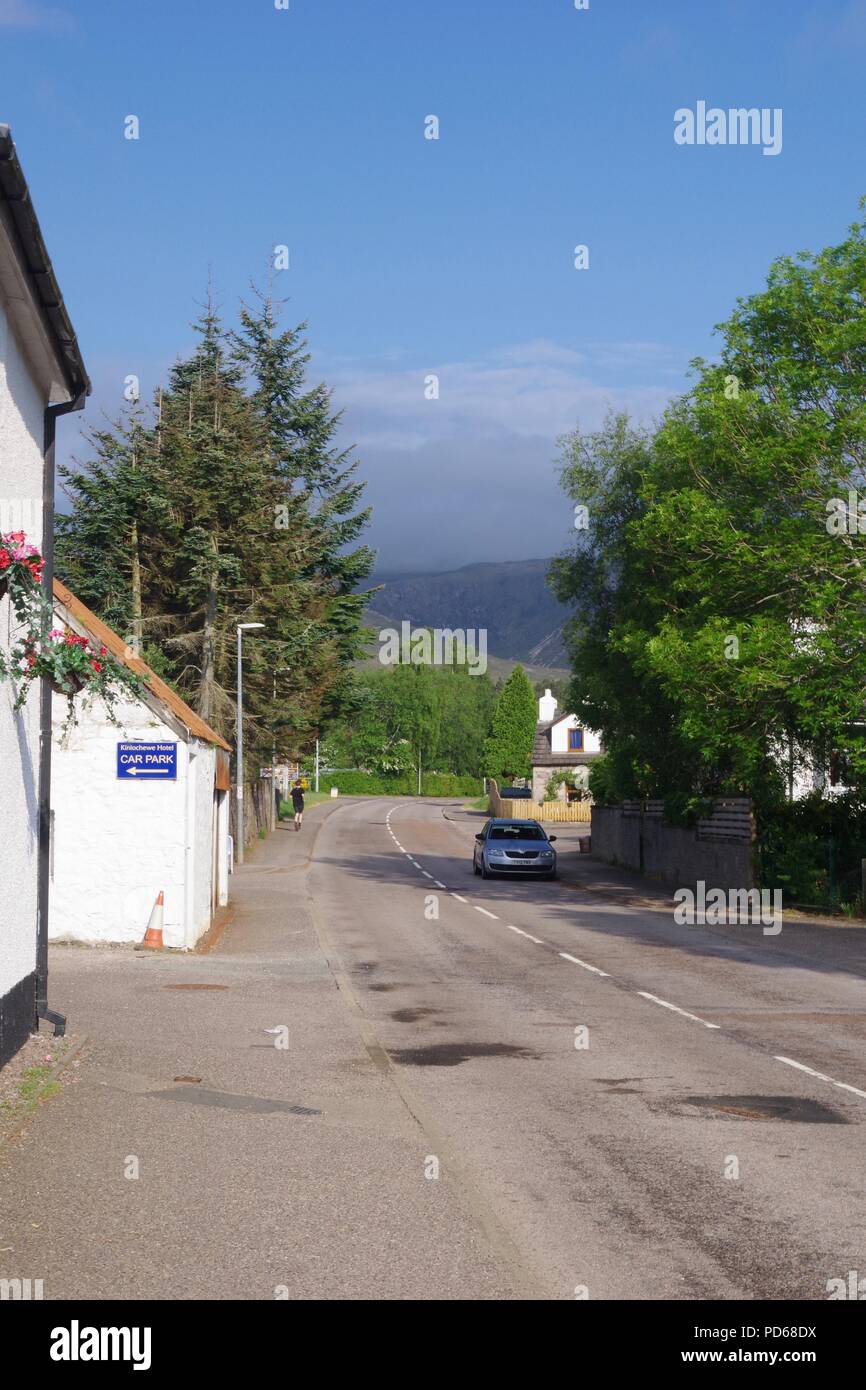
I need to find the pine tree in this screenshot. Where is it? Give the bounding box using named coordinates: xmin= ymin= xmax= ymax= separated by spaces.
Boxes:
xmin=55 ymin=282 xmax=374 ymax=774
xmin=483 ymin=664 xmax=537 ymax=782
xmin=233 ymin=289 xmax=375 ymax=705
xmin=56 ymin=407 xmax=167 ymax=648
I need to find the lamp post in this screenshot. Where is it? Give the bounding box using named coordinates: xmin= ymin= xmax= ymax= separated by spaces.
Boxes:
xmin=236 ymin=622 xmax=265 ymax=865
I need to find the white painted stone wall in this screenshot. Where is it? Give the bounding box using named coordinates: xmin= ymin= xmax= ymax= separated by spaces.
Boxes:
xmin=49 ymin=688 xmax=218 ymax=949
xmin=0 ymin=298 xmax=45 ymax=1002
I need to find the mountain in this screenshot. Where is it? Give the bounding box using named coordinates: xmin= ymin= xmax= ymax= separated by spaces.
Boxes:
xmin=361 ymin=559 xmax=571 ymax=666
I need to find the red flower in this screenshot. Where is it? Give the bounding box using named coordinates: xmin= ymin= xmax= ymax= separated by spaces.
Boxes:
xmin=99 ymin=646 xmax=107 ymax=656
xmin=91 ymin=660 xmax=102 ymax=673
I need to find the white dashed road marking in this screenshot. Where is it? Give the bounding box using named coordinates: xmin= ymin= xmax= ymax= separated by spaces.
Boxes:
xmin=381 ymin=806 xmax=866 ymax=1106
xmin=507 ymin=925 xmax=544 ymax=944
xmin=636 ymin=991 xmax=720 ymax=1030
xmin=774 ymin=1055 xmax=866 ymax=1102
xmin=559 ymin=952 xmax=609 ymax=978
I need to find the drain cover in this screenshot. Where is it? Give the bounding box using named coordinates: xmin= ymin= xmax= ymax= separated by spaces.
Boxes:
xmin=164 ymin=983 xmax=229 ymax=991
xmin=685 ymin=1094 xmax=847 ymax=1124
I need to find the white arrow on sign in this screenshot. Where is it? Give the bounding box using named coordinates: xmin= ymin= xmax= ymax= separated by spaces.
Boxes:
xmin=127 ymin=767 xmax=172 ymax=776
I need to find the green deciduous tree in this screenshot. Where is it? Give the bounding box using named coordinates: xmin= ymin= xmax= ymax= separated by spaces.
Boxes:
xmin=551 ymin=205 xmax=866 ymax=812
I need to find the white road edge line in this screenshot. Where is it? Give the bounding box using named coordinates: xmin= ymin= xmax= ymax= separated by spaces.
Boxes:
xmin=474 ymin=906 xmax=499 ymax=920
xmin=636 ymin=990 xmax=719 ymax=1029
xmin=451 ymin=893 xmax=468 ymax=903
xmin=434 ymin=881 xmax=446 ymax=889
xmin=422 ymin=871 xmax=434 ymax=879
xmin=508 ymin=925 xmax=545 ymax=944
xmin=774 ymin=1055 xmax=866 ymax=1102
xmin=559 ymin=952 xmax=609 ymax=978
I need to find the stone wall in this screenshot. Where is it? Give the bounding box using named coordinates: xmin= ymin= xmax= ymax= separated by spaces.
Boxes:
xmin=591 ymin=802 xmax=756 ymax=892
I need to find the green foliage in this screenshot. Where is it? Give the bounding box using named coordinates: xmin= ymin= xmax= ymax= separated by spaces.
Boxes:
xmin=543 ymin=769 xmax=585 ymax=801
xmin=483 ymin=663 xmax=537 ymax=781
xmin=759 ymin=792 xmax=866 ymax=910
xmin=317 ymin=770 xmax=482 ymax=796
xmin=551 ymin=205 xmax=866 ymax=809
xmin=323 ymin=658 xmax=495 ymax=779
xmin=56 ymin=286 xmax=374 ymax=773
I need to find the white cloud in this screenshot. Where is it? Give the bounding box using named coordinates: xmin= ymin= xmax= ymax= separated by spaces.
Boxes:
xmin=323 ymin=338 xmax=683 ymax=571
xmin=0 ymin=0 xmax=72 ymax=30
xmin=328 ymin=339 xmax=679 ymax=452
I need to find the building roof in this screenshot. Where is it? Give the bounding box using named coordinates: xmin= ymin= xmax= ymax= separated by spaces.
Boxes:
xmin=53 ymin=579 xmax=231 ymax=752
xmin=0 ymin=125 xmax=90 ymax=403
xmin=531 ymin=719 xmax=599 ymax=768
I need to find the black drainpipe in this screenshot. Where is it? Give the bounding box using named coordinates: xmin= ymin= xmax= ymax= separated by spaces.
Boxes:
xmin=36 ymin=391 xmax=87 ymax=1035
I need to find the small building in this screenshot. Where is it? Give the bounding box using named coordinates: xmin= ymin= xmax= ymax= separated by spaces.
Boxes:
xmin=0 ymin=125 xmax=89 ymax=1065
xmin=530 ymin=688 xmax=603 ymax=803
xmin=49 ymin=580 xmax=231 ymax=949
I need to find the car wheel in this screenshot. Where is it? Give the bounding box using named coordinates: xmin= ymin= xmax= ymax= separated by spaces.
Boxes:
xmin=480 ymin=860 xmax=489 ymax=879
xmin=473 ymin=854 xmax=480 ymax=876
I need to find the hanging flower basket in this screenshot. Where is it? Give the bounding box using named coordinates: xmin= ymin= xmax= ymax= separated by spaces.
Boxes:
xmin=0 ymin=532 xmax=43 ymax=617
xmin=0 ymin=535 xmax=141 ymax=734
xmin=48 ymin=667 xmax=87 ymax=699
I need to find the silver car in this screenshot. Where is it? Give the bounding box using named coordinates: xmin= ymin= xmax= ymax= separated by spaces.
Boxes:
xmin=473 ymin=818 xmax=558 ymax=879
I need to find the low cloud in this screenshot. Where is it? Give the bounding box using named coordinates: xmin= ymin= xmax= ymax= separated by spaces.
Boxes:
xmin=326 ymin=338 xmax=681 ymax=572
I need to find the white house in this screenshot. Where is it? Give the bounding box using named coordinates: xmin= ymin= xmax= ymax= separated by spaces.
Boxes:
xmin=49 ymin=580 xmax=231 ymax=949
xmin=0 ymin=126 xmax=89 ymax=1066
xmin=530 ymin=688 xmax=603 ymax=803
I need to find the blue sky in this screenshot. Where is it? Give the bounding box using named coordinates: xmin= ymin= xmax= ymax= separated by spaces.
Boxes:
xmin=2 ymin=0 xmax=865 ymax=571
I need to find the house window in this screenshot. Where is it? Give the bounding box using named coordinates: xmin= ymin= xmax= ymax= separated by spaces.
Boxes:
xmin=569 ymin=728 xmax=583 ymax=751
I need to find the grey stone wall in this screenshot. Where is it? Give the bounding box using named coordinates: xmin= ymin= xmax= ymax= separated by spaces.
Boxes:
xmin=591 ymin=805 xmax=755 ymax=892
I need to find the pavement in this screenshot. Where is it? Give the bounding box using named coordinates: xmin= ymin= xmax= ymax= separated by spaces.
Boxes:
xmin=1 ymin=796 xmax=866 ymax=1300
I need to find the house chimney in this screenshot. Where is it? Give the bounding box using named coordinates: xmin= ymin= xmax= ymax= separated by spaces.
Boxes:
xmin=538 ymin=688 xmax=558 ymax=722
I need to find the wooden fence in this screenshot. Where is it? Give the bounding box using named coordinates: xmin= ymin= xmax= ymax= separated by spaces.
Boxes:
xmin=488 ymin=780 xmax=592 ymax=824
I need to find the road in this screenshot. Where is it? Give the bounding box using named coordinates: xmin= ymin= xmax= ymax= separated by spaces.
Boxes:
xmin=308 ymin=797 xmax=866 ymax=1300
xmin=1 ymin=794 xmax=865 ymax=1301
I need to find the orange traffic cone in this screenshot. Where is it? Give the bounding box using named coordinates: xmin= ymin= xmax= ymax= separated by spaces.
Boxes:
xmin=140 ymin=891 xmax=165 ymax=949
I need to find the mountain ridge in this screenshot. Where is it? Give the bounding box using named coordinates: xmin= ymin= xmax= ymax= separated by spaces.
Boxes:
xmin=361 ymin=558 xmax=570 ymax=665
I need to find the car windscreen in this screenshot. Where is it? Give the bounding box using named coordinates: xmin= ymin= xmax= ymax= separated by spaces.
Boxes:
xmin=489 ymin=826 xmax=546 ymax=841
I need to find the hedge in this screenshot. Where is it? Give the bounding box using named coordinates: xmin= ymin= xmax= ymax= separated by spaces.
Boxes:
xmin=316 ymin=771 xmax=482 ymax=797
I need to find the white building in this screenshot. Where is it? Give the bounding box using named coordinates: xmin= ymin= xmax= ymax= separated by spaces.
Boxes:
xmin=49 ymin=581 xmax=231 ymax=948
xmin=530 ymin=688 xmax=603 ymax=802
xmin=0 ymin=126 xmax=89 ymax=1066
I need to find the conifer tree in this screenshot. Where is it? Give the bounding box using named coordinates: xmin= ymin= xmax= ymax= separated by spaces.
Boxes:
xmin=483 ymin=664 xmax=538 ymax=782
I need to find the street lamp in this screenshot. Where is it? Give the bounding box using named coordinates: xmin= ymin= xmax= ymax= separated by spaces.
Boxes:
xmin=236 ymin=622 xmax=265 ymax=865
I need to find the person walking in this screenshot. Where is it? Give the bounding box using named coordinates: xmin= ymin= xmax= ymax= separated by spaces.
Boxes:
xmin=291 ymin=779 xmax=305 ymax=832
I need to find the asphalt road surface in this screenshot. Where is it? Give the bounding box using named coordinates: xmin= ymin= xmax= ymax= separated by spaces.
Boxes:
xmin=308 ymin=797 xmax=866 ymax=1300
xmin=2 ymin=795 xmax=865 ymax=1301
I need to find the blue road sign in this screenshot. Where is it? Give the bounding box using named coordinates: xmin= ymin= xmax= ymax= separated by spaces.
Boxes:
xmin=117 ymin=741 xmax=178 ymax=780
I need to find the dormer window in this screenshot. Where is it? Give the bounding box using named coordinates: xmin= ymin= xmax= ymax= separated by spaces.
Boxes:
xmin=569 ymin=728 xmax=583 ymax=751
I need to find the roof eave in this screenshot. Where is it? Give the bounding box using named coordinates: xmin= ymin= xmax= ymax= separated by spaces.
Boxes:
xmin=0 ymin=124 xmax=90 ymax=406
